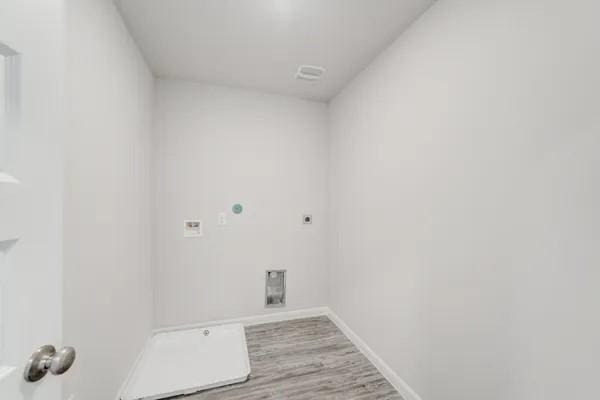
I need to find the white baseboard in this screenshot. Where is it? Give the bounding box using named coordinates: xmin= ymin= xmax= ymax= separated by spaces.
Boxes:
xmin=326 ymin=309 xmax=422 ymax=400
xmin=122 ymin=306 xmax=420 ymax=400
xmin=116 ymin=334 xmax=153 ymax=400
xmin=153 ymin=306 xmax=330 ymax=334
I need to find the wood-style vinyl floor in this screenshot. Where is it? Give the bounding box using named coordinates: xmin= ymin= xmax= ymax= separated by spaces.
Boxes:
xmin=179 ymin=316 xmax=403 ymax=400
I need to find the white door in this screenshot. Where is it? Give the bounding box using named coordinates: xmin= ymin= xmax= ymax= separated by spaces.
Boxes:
xmin=0 ymin=0 xmax=67 ymax=399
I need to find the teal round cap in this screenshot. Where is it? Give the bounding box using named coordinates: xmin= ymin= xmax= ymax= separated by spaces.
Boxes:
xmin=232 ymin=203 xmax=243 ymax=214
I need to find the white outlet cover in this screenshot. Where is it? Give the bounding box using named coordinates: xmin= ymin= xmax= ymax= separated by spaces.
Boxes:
xmin=183 ymin=220 xmax=203 ymax=237
xmin=218 ymin=212 xmax=227 ymax=226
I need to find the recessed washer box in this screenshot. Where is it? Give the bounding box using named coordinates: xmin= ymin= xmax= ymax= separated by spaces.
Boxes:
xmin=183 ymin=220 xmax=202 ymax=237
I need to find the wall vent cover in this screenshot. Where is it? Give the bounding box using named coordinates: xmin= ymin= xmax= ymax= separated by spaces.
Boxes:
xmin=295 ymin=65 xmax=325 ymax=81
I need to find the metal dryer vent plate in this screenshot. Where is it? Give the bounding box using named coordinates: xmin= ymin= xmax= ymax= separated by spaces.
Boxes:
xmin=265 ymin=270 xmax=286 ymax=308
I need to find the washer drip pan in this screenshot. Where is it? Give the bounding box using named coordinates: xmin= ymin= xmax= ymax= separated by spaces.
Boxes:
xmin=123 ymin=323 xmax=251 ymax=400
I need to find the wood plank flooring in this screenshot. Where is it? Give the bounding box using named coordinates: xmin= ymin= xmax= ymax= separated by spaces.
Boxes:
xmin=179 ymin=316 xmax=403 ymax=400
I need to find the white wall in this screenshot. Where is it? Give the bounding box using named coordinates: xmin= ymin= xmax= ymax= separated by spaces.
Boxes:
xmin=329 ymin=0 xmax=600 ymax=399
xmin=153 ymin=80 xmax=329 ymax=328
xmin=63 ymin=0 xmax=154 ymax=399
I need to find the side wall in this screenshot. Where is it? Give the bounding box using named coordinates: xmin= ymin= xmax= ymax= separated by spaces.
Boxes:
xmin=153 ymin=79 xmax=329 ymax=328
xmin=63 ymin=0 xmax=154 ymax=399
xmin=329 ymin=0 xmax=600 ymax=399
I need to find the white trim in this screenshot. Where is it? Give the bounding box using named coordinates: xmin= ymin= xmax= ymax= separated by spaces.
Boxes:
xmin=115 ymin=334 xmax=153 ymax=400
xmin=152 ymin=306 xmax=330 ymax=334
xmin=0 ymin=366 xmax=16 ymax=381
xmin=0 ymin=172 xmax=20 ymax=184
xmin=326 ymin=309 xmax=422 ymax=400
xmin=0 ymin=172 xmax=21 ymax=201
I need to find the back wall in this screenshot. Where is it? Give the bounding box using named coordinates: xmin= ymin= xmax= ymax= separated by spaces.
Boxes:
xmin=153 ymin=79 xmax=330 ymax=328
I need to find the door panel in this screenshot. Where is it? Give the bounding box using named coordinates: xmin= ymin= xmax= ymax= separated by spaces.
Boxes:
xmin=0 ymin=1 xmax=65 ymax=399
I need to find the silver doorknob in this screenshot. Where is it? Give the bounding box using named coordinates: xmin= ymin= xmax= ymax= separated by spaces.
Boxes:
xmin=24 ymin=345 xmax=76 ymax=382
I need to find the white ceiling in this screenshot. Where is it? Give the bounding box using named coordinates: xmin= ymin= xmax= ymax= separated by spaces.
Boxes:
xmin=116 ymin=0 xmax=435 ymax=101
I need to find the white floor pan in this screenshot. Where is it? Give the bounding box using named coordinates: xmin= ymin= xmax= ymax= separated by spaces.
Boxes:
xmin=122 ymin=323 xmax=251 ymax=400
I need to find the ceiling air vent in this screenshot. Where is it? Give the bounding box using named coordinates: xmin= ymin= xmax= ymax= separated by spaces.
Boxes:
xmin=295 ymin=65 xmax=325 ymax=81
